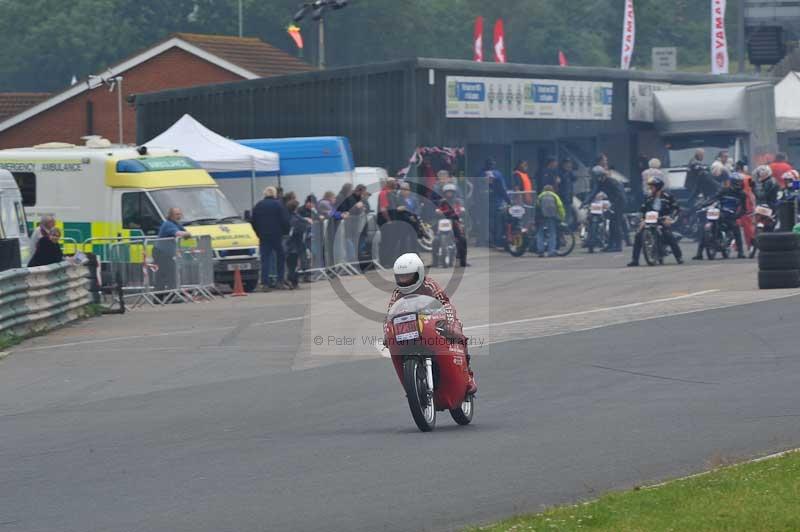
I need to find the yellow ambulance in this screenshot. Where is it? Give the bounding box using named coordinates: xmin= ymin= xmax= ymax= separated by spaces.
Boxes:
xmin=0 ymin=141 xmax=261 ymax=290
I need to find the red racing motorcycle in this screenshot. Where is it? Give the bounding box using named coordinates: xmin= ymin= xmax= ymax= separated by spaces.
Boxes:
xmin=385 ymin=294 xmax=474 ymax=432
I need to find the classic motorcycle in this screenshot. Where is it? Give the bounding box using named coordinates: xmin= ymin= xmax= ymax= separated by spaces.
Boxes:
xmin=432 ymin=217 xmax=457 ymax=268
xmin=585 ymin=199 xmax=610 ymax=253
xmin=698 ymin=202 xmax=734 ymax=260
xmin=385 ymin=294 xmax=474 ymax=432
xmin=641 ymin=211 xmax=676 ymax=266
xmin=505 ymin=204 xmax=531 ymax=257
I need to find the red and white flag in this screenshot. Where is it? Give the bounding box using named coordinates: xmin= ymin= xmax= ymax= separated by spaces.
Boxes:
xmin=711 ymin=0 xmax=729 ymax=74
xmin=620 ymin=0 xmax=635 ymax=70
xmin=558 ymin=50 xmax=568 ymax=67
xmin=493 ymin=19 xmax=506 ymax=63
xmin=473 ymin=16 xmax=484 ymax=62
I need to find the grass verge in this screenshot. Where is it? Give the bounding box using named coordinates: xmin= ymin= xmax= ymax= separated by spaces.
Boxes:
xmin=471 ymin=450 xmax=800 ymax=532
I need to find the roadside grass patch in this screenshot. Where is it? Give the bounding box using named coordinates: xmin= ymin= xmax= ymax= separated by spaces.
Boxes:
xmin=471 ymin=450 xmax=800 ymax=532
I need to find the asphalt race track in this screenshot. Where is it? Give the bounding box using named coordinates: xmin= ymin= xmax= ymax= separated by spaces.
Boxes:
xmin=2 ymin=293 xmax=800 ymax=532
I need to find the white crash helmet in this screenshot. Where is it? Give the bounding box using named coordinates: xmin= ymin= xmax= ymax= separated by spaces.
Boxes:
xmin=442 ymin=183 xmax=458 ymax=194
xmin=393 ymin=253 xmax=425 ymax=294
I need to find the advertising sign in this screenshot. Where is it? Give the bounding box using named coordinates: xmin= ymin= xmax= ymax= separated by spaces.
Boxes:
xmin=446 ymin=76 xmax=613 ymax=120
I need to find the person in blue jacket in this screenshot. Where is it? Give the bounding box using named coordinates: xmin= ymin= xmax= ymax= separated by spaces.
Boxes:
xmin=251 ymin=186 xmax=291 ymax=290
xmin=484 ymin=158 xmax=510 ymax=248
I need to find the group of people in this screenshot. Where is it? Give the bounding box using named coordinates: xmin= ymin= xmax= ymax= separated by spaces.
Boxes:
xmin=626 ymin=149 xmax=797 ymax=267
xmin=27 ymin=215 xmax=65 ymax=267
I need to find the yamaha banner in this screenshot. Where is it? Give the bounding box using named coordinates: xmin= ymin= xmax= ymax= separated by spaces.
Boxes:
xmin=711 ymin=0 xmax=729 ymax=74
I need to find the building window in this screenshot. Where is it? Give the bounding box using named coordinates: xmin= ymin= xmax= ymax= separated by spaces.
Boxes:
xmin=122 ymin=192 xmax=162 ymax=235
xmin=12 ymin=172 xmax=36 ymax=206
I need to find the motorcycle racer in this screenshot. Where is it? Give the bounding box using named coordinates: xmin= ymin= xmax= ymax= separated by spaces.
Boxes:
xmin=693 ymin=173 xmax=746 ymax=260
xmin=627 ymin=176 xmax=683 ymax=267
xmin=387 ymin=253 xmax=477 ymax=395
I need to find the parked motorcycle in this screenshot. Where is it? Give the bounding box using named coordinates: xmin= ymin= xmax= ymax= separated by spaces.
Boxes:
xmin=585 ymin=199 xmax=610 ymax=253
xmin=749 ymin=204 xmax=777 ymax=258
xmin=385 ymin=294 xmax=474 ymax=432
xmin=698 ymin=202 xmax=734 ymax=260
xmin=504 ymin=204 xmax=531 ymax=257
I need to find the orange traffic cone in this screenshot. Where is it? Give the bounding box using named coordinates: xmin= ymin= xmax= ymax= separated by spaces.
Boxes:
xmin=231 ymin=268 xmax=247 ymax=297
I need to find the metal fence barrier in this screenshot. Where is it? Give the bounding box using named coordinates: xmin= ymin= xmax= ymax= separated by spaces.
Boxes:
xmin=0 ymin=261 xmax=91 ymax=338
xmin=86 ymin=235 xmax=217 ymax=310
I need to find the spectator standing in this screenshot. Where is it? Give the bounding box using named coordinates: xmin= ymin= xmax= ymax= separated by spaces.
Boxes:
xmin=317 ymin=191 xmax=336 ymax=267
xmin=717 ymin=150 xmax=734 ymax=172
xmin=251 ymin=186 xmax=290 ymax=290
xmin=28 ymin=227 xmax=64 ymax=267
xmin=769 ymin=153 xmax=794 ymax=189
xmin=511 ymin=160 xmax=535 ymax=205
xmin=154 ymin=207 xmax=190 ymax=292
xmin=736 ymin=161 xmax=756 ymax=253
xmin=339 ymin=184 xmax=368 ymax=263
xmin=285 ymin=200 xmax=311 ymax=289
xmin=537 ymin=157 xmax=561 ymax=193
xmin=559 ymin=158 xmax=577 ymax=225
xmin=377 ymin=178 xmax=397 ymax=226
xmin=298 ymin=195 xmax=319 ymax=279
xmin=535 ymin=185 xmax=565 ymax=257
xmin=484 ymin=158 xmax=510 ymax=248
xmin=641 ymin=158 xmax=665 ymax=193
xmin=30 ymin=214 xmax=56 ymax=252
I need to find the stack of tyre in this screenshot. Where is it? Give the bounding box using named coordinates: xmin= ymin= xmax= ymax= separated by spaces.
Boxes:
xmin=757 ymin=233 xmax=800 ymax=289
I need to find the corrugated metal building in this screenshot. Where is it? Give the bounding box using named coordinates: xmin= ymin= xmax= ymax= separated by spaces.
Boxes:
xmin=134 ymin=58 xmax=762 ymax=186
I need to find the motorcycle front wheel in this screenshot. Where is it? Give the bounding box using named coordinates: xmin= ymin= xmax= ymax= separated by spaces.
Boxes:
xmin=642 ymin=229 xmax=659 ymax=266
xmin=403 ymin=358 xmax=436 ymax=432
xmin=450 ymin=394 xmax=474 ymax=426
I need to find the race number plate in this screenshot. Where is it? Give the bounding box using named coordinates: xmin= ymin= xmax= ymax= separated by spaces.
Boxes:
xmin=755 ymin=205 xmax=773 ymax=217
xmin=590 ymin=202 xmax=604 ymax=215
xmin=393 ymin=314 xmax=420 ymax=342
xmin=508 ymin=205 xmax=526 ymax=219
xmin=706 ymin=208 xmax=720 ymax=221
xmin=226 ymin=263 xmax=253 ymax=271
xmin=438 ymin=219 xmax=453 ymax=232
xmin=645 ymin=211 xmax=659 ymax=224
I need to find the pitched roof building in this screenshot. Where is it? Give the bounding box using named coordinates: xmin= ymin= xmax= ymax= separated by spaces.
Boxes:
xmin=0 ymin=33 xmax=312 ymax=149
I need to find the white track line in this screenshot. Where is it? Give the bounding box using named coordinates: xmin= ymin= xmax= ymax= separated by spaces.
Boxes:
xmin=14 ymin=316 xmax=306 ymax=352
xmin=463 ymin=289 xmax=719 ymax=330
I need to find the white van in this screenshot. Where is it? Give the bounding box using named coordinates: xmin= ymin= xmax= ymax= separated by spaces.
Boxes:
xmin=0 ymin=169 xmax=32 ymax=265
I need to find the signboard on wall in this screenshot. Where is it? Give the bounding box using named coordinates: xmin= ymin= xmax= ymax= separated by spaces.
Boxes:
xmin=628 ymin=81 xmax=671 ymax=122
xmin=651 ymin=47 xmax=677 ymax=72
xmin=446 ymin=76 xmax=613 ymax=120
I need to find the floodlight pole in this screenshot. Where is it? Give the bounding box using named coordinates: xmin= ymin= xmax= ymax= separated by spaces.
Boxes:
xmin=239 ymin=0 xmax=244 ymax=37
xmin=318 ymin=16 xmax=326 ymax=69
xmin=115 ymin=76 xmax=124 ymax=145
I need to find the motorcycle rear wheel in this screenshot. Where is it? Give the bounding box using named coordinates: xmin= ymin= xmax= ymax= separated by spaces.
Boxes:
xmin=417 ymin=223 xmax=434 ymax=252
xmin=506 ymin=231 xmax=527 ymax=257
xmin=450 ymin=394 xmax=474 ymax=426
xmin=556 ymin=230 xmax=576 ymax=257
xmin=403 ymin=358 xmax=436 ymax=432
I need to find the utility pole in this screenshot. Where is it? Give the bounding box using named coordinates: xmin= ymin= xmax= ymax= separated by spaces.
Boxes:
xmin=738 ymin=0 xmax=746 ymax=72
xmin=318 ymin=17 xmax=325 ymax=69
xmin=115 ymin=76 xmax=124 ymax=145
xmin=238 ymin=0 xmax=243 ymax=37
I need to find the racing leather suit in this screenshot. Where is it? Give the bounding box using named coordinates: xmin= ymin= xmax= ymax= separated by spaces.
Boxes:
xmin=696 ymin=187 xmax=745 ymax=258
xmin=630 ymin=191 xmax=682 ymax=264
xmin=387 ymin=277 xmax=475 ymax=388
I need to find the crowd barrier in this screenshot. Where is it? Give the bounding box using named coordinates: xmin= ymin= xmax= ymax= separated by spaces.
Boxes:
xmin=87 ymin=235 xmax=217 ymax=310
xmin=0 ymin=261 xmax=91 ymax=338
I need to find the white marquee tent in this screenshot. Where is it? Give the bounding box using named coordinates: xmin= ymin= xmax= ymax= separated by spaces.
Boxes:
xmin=145 ymin=114 xmax=280 ymax=210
